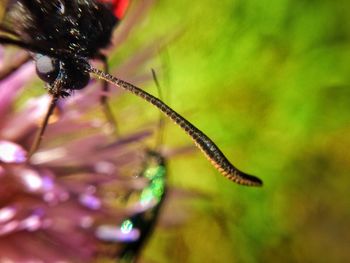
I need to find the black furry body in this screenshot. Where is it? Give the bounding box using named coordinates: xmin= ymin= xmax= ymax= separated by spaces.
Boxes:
xmin=1 ymin=0 xmax=118 ymax=94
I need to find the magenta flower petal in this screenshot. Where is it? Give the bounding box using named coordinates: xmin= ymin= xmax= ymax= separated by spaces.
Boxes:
xmin=96 ymin=224 xmax=140 ymax=242
xmin=0 ymin=1 xmax=178 ymax=260
xmin=0 ymin=62 xmax=35 ymax=117
xmin=0 ymin=95 xmax=51 ymax=142
xmin=0 ymin=140 xmax=27 ymax=163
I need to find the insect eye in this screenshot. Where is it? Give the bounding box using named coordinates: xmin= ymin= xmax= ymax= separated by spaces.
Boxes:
xmin=35 ymin=55 xmax=60 ymax=84
xmin=56 ymin=0 xmax=65 ymax=14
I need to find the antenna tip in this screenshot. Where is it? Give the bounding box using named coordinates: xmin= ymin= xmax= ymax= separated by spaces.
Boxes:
xmin=239 ymin=172 xmax=263 ymax=187
xmin=225 ymin=169 xmax=263 ymax=187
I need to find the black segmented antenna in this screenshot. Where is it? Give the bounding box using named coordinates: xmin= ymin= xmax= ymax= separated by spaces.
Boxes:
xmin=88 ymin=66 xmax=263 ymax=187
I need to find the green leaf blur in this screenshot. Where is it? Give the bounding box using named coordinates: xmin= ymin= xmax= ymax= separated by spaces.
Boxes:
xmin=116 ymin=0 xmax=350 ymax=262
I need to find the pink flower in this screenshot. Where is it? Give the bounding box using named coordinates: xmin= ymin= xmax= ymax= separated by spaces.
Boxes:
xmin=0 ymin=1 xmax=171 ymax=261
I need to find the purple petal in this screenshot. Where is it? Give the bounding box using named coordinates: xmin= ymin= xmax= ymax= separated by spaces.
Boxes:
xmin=0 ymin=206 xmax=16 ymax=223
xmin=0 ymin=95 xmax=51 ymax=141
xmin=79 ymin=193 xmax=102 ymax=210
xmin=95 ymin=224 xmax=140 ymax=242
xmin=0 ymin=140 xmax=27 ymax=163
xmin=0 ymin=62 xmax=35 ymax=116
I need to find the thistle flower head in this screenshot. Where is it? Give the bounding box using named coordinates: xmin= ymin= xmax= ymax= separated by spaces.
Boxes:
xmin=0 ymin=51 xmax=169 ymax=261
xmin=0 ymin=1 xmax=171 ymax=259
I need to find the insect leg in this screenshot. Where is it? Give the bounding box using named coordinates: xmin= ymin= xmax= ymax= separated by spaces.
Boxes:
xmin=28 ymin=79 xmax=63 ymax=157
xmin=97 ymin=54 xmax=119 ymax=135
xmin=151 ymin=68 xmax=166 ymax=151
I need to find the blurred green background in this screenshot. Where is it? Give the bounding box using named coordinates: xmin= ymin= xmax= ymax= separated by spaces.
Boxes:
xmin=109 ymin=0 xmax=350 ymax=262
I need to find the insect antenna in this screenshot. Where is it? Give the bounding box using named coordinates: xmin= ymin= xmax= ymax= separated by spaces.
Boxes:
xmin=88 ymin=66 xmax=263 ymax=187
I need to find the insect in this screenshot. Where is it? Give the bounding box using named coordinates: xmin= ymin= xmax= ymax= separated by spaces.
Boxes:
xmin=95 ymin=149 xmax=167 ymax=261
xmin=0 ymin=0 xmax=263 ymax=187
